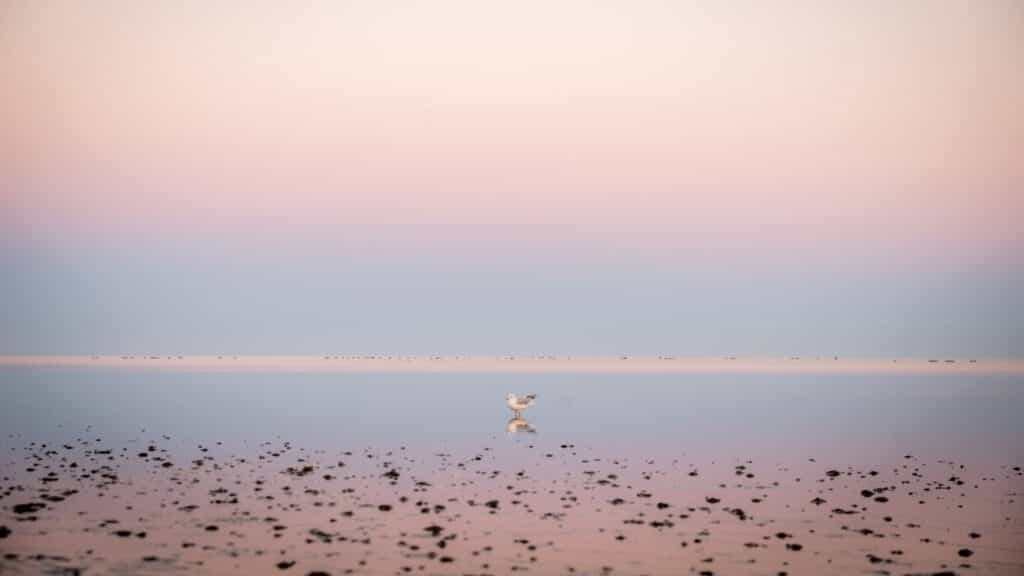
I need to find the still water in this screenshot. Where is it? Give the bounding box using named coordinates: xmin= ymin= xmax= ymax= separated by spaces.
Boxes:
xmin=2 ymin=366 xmax=1022 ymax=463
xmin=1 ymin=365 xmax=1022 ymax=575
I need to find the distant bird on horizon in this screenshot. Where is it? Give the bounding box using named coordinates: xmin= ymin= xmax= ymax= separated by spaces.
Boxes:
xmin=506 ymin=393 xmax=537 ymax=418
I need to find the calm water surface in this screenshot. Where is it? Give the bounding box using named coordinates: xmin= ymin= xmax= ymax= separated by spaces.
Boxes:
xmin=2 ymin=367 xmax=1022 ymax=462
xmin=1 ymin=366 xmax=1022 ymax=575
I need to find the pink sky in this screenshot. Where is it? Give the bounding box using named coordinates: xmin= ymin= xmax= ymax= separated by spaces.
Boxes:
xmin=2 ymin=1 xmax=1021 ymax=265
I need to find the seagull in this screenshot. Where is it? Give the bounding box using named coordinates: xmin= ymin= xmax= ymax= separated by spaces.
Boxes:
xmin=506 ymin=393 xmax=537 ymax=418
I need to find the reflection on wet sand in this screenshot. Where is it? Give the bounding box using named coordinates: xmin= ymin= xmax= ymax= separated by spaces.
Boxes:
xmin=506 ymin=416 xmax=536 ymax=434
xmin=2 ymin=368 xmax=1023 ymax=575
xmin=1 ymin=435 xmax=1021 ymax=576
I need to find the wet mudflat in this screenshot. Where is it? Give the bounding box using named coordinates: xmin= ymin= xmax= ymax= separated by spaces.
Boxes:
xmin=1 ymin=436 xmax=1022 ymax=575
xmin=1 ymin=365 xmax=1023 ymax=574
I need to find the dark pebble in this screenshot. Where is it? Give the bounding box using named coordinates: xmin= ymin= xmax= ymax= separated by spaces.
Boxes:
xmin=12 ymin=502 xmax=45 ymax=515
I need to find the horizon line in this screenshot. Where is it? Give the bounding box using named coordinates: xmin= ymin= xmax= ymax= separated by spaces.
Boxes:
xmin=1 ymin=355 xmax=1022 ymax=375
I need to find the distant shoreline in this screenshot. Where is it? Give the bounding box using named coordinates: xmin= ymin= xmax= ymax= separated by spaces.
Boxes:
xmin=1 ymin=355 xmax=1022 ymax=374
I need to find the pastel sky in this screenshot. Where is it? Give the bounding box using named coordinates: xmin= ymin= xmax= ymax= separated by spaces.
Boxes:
xmin=1 ymin=1 xmax=1021 ymax=355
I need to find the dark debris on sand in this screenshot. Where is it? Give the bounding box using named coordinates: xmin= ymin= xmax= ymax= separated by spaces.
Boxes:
xmin=0 ymin=434 xmax=1020 ymax=576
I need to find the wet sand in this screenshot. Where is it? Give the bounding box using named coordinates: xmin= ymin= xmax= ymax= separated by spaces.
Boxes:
xmin=1 ymin=435 xmax=1022 ymax=575
xmin=2 ymin=363 xmax=1022 ymax=574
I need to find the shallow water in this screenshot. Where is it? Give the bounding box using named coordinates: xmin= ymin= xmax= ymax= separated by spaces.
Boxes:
xmin=1 ymin=365 xmax=1023 ymax=575
xmin=2 ymin=366 xmax=1022 ymax=461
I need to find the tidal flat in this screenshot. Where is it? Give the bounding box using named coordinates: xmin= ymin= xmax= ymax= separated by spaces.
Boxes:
xmin=1 ymin=361 xmax=1022 ymax=575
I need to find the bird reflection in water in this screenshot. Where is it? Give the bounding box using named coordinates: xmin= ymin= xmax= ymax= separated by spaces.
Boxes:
xmin=506 ymin=417 xmax=537 ymax=434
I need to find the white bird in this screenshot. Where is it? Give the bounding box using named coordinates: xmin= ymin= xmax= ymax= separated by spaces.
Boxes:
xmin=506 ymin=393 xmax=537 ymax=418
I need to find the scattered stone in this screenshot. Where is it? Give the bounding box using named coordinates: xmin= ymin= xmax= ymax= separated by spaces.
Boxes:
xmin=12 ymin=502 xmax=45 ymax=515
